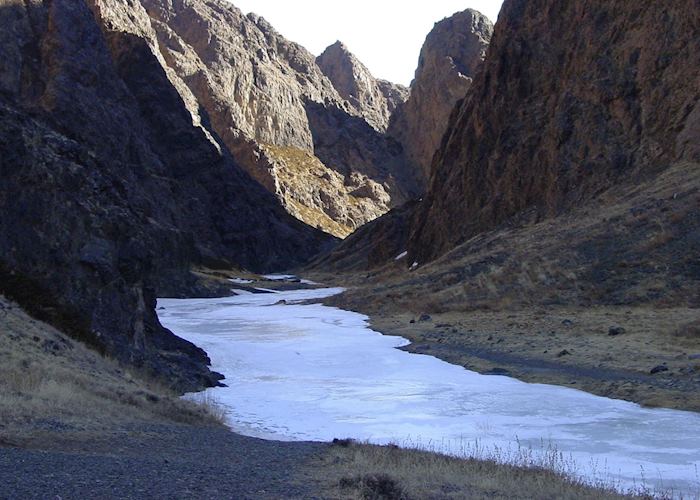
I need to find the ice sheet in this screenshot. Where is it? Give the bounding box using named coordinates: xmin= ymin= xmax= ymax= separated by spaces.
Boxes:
xmin=158 ymin=287 xmax=700 ymax=496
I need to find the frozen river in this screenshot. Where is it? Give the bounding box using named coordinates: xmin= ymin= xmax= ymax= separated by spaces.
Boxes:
xmin=158 ymin=286 xmax=700 ymax=496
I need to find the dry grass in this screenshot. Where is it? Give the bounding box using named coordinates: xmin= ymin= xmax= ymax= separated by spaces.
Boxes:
xmin=315 ymin=161 xmax=700 ymax=311
xmin=309 ymin=439 xmax=649 ymax=500
xmin=263 ymin=144 xmax=389 ymax=238
xmin=0 ymin=295 xmax=225 ymax=447
xmin=287 ymin=197 xmax=355 ymax=238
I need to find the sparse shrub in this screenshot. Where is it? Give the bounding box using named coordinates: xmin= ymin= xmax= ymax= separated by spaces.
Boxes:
xmin=673 ymin=320 xmax=700 ymax=339
xmin=339 ymin=474 xmax=407 ymax=500
xmin=332 ymin=437 xmax=356 ymax=447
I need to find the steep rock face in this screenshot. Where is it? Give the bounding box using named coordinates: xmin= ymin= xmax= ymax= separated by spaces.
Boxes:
xmin=141 ymin=0 xmax=412 ymax=236
xmin=388 ymin=9 xmax=493 ymax=185
xmin=0 ymin=0 xmax=330 ymax=388
xmin=317 ymin=41 xmax=408 ymax=132
xmin=410 ymin=0 xmax=700 ymax=263
xmin=142 ymin=0 xmax=340 ymax=151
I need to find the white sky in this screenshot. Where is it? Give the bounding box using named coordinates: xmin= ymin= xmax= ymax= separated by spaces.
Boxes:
xmin=228 ymin=1 xmax=504 ymax=85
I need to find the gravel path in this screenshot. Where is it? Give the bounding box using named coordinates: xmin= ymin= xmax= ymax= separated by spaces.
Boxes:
xmin=0 ymin=425 xmax=326 ymax=499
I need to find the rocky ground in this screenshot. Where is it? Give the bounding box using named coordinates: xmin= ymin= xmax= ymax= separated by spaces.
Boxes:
xmin=366 ymin=307 xmax=700 ymax=413
xmin=1 ymin=425 xmax=321 ymax=500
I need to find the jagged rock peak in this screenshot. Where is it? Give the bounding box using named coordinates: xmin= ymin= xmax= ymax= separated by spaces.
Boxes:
xmin=419 ymin=9 xmax=493 ymax=79
xmin=388 ymin=8 xmax=493 ymax=185
xmin=317 ymin=40 xmax=408 ymax=132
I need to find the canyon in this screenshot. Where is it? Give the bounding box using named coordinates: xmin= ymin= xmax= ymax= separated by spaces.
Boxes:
xmin=1 ymin=0 xmax=699 ymax=496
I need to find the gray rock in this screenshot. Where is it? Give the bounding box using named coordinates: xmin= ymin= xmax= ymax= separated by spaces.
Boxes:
xmin=317 ymin=41 xmax=408 ymax=132
xmin=142 ymin=0 xmax=415 ymax=235
xmin=608 ymin=326 xmax=626 ymax=336
xmin=388 ymin=9 xmax=493 ymax=186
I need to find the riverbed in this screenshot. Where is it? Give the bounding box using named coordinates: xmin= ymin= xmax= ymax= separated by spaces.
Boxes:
xmin=158 ymin=286 xmax=700 ymax=496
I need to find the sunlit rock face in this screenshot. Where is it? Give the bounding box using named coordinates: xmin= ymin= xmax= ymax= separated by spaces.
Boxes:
xmin=317 ymin=40 xmax=409 ymax=133
xmin=388 ymin=9 xmax=493 ymax=186
xmin=141 ymin=0 xmax=416 ymax=237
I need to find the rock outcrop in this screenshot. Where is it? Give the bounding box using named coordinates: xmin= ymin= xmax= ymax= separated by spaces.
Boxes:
xmin=317 ymin=41 xmax=408 ymax=132
xmin=388 ymin=9 xmax=493 ymax=185
xmin=409 ymin=0 xmax=700 ymax=263
xmin=0 ymin=0 xmax=332 ymax=389
xmin=141 ymin=0 xmax=414 ymax=236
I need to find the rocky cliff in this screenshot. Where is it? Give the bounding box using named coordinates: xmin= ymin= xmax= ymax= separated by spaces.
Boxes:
xmin=141 ymin=0 xmax=415 ymax=237
xmin=0 ymin=0 xmax=332 ymax=389
xmin=317 ymin=41 xmax=408 ymax=132
xmin=410 ymin=0 xmax=700 ymax=263
xmin=314 ymin=0 xmax=699 ymax=312
xmin=388 ymin=9 xmax=493 ymax=185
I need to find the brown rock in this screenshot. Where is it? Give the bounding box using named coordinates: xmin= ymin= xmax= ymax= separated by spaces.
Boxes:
xmin=410 ymin=0 xmax=700 ymax=263
xmin=140 ymin=0 xmax=414 ymax=235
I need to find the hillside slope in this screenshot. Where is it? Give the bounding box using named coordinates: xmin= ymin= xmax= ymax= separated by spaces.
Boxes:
xmin=309 ymin=1 xmax=700 ymax=409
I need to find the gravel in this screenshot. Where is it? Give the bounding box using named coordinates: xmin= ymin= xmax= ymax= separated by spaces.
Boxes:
xmin=0 ymin=425 xmax=326 ymax=499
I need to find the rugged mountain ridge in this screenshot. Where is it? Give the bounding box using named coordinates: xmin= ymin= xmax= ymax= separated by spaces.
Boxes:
xmin=0 ymin=0 xmax=332 ymax=388
xmin=317 ymin=41 xmax=409 ymax=132
xmin=388 ymin=9 xmax=493 ymax=184
xmin=142 ymin=0 xmax=415 ymax=237
xmin=410 ymin=0 xmax=700 ymax=263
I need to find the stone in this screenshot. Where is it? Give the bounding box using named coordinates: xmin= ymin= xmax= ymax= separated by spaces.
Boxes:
xmin=0 ymin=0 xmax=331 ymax=390
xmin=608 ymin=326 xmax=626 ymax=336
xmin=650 ymin=365 xmax=670 ymax=375
xmin=142 ymin=0 xmax=415 ymax=236
xmin=419 ymin=314 xmax=432 ymax=322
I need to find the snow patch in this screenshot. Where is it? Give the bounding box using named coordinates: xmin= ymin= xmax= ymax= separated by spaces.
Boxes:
xmin=262 ymin=274 xmax=297 ymax=281
xmin=394 ymin=251 xmax=408 ymax=261
xmin=229 ymin=278 xmax=253 ymax=284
